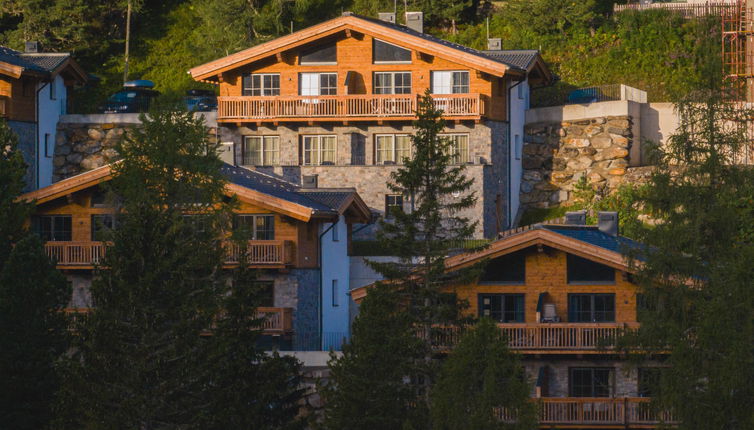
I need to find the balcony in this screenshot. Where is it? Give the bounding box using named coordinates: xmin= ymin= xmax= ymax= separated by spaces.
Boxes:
xmin=0 ymin=97 xmax=6 ymax=117
xmin=497 ymin=398 xmax=676 ymax=427
xmin=45 ymin=240 xmax=294 ymax=269
xmin=255 ymin=307 xmax=293 ymax=335
xmin=424 ymin=322 xmax=639 ymax=353
xmin=217 ymin=94 xmax=486 ymax=123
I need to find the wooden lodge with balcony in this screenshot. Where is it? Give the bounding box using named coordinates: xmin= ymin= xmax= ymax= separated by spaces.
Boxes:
xmin=188 ymin=12 xmax=553 ymax=239
xmin=20 ymin=162 xmax=371 ymax=349
xmin=352 ymin=212 xmax=673 ymax=428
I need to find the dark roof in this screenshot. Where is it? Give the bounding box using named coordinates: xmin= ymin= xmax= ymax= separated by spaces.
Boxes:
xmin=347 ymin=13 xmax=527 ymax=73
xmin=221 ymin=164 xmax=356 ymax=215
xmin=540 ymin=224 xmax=644 ymax=256
xmin=482 ymin=49 xmax=540 ymax=70
xmin=0 ymin=46 xmax=71 ymax=75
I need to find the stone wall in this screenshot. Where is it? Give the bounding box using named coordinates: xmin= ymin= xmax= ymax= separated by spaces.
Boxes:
xmin=521 ymin=116 xmax=635 ymax=208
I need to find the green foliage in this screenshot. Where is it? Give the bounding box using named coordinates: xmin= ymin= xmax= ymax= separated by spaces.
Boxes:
xmin=571 ymin=176 xmax=647 ymax=239
xmin=431 ymin=318 xmax=536 ymax=430
xmin=0 ymin=234 xmax=70 ymax=430
xmin=518 ymin=206 xmax=567 ymax=227
xmin=0 ymin=119 xmax=31 ymax=265
xmin=320 ymin=285 xmax=427 ymax=430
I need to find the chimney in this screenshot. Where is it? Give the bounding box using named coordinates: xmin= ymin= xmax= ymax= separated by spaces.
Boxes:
xmin=597 ymin=211 xmax=619 ymax=236
xmin=564 ymin=210 xmax=586 ymax=226
xmin=405 ymin=11 xmax=423 ymax=33
xmin=487 ymin=38 xmax=502 ymax=51
xmin=25 ymin=41 xmax=41 ymax=53
xmin=302 ymin=174 xmax=318 ymax=189
xmin=378 ymin=12 xmax=396 ymax=24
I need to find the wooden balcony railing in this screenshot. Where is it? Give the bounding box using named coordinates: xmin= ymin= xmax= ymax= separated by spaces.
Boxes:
xmin=224 ymin=240 xmax=294 ymax=266
xmin=255 ymin=307 xmax=293 ymax=334
xmin=45 ymin=241 xmax=107 ymax=267
xmin=217 ymin=94 xmax=485 ymax=121
xmin=497 ymin=397 xmax=676 ymax=426
xmin=423 ymin=322 xmax=639 ymax=352
xmin=0 ymin=97 xmax=7 ymax=117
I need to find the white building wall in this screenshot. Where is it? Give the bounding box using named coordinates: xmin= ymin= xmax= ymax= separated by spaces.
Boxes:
xmin=509 ymin=79 xmax=529 ymax=227
xmin=320 ymin=215 xmax=351 ymax=351
xmin=37 ymin=75 xmax=67 ymax=188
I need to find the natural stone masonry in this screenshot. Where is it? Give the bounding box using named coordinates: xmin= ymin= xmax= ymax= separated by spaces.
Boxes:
xmin=521 ymin=116 xmax=637 ymax=208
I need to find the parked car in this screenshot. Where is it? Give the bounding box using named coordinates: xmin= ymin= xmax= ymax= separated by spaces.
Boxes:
xmin=98 ymin=80 xmax=160 ymax=113
xmin=185 ymin=89 xmax=217 ymax=112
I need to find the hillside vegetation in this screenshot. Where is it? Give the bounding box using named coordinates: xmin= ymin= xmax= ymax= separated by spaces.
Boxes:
xmin=0 ymin=0 xmax=718 ymax=112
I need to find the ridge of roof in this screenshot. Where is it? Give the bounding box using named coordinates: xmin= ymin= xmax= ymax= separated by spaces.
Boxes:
xmin=482 ymin=49 xmax=540 ymax=70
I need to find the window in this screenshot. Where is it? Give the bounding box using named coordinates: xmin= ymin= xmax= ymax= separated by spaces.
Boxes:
xmin=440 ymin=134 xmax=470 ymax=164
xmin=242 ymin=73 xmax=280 ymax=96
xmin=50 ymin=81 xmax=56 ymax=100
xmin=44 ymin=133 xmax=52 ymax=157
xmin=242 ymin=136 xmax=279 ymax=166
xmin=478 ymin=294 xmax=525 ymax=323
xmin=570 ymin=368 xmax=614 ymax=397
xmin=517 ymin=82 xmax=525 ymax=99
xmin=431 ymin=71 xmax=470 ymax=94
xmin=373 ymin=39 xmax=411 ymax=63
xmin=374 ymin=72 xmax=412 ymax=94
xmin=234 ymin=214 xmax=275 ymax=240
xmin=91 ymin=214 xmax=116 ymax=241
xmin=252 ymin=281 xmax=275 ymax=307
xmin=638 ymin=368 xmax=662 ymax=398
xmin=302 ymin=135 xmax=336 ymax=165
xmin=300 ymin=42 xmax=337 ymax=64
xmin=32 ymin=215 xmax=72 ymax=241
xmin=567 ymin=254 xmax=615 ymax=284
xmin=479 ymin=252 xmax=525 ymax=284
xmin=385 ymin=194 xmax=403 ymax=218
xmin=375 ymin=134 xmax=411 ymax=164
xmin=568 ymin=294 xmax=615 ymax=322
xmin=300 ymin=73 xmax=337 ymax=96
xmin=332 ymin=279 xmax=339 ymax=307
xmin=514 ymin=134 xmax=522 ymax=160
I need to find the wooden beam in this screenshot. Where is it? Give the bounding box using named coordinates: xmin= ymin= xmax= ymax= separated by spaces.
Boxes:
xmin=345 ymin=28 xmax=352 ymax=38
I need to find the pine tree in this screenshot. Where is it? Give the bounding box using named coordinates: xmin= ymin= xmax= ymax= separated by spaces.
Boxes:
xmin=431 ymin=318 xmax=536 ymax=430
xmin=0 ymin=119 xmax=31 ymax=265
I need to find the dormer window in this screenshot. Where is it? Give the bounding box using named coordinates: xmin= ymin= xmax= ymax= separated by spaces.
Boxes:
xmin=373 ymin=39 xmax=411 ymax=64
xmin=300 ymin=42 xmax=337 ymax=65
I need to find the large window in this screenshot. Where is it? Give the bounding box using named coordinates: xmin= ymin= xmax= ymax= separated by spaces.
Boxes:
xmin=570 ymin=367 xmax=614 ymax=397
xmin=440 ymin=134 xmax=470 ymax=164
xmin=568 ymin=294 xmax=615 ymax=322
xmin=91 ymin=214 xmax=116 ymax=241
xmin=478 ymin=294 xmax=525 ymax=323
xmin=385 ymin=194 xmax=403 ymax=218
xmin=242 ymin=73 xmax=280 ymax=96
xmin=300 ymin=73 xmax=337 ymax=96
xmin=302 ymin=135 xmax=336 ymax=165
xmin=567 ymin=254 xmax=615 ymax=284
xmin=373 ymin=72 xmax=412 ymax=94
xmin=300 ymin=43 xmax=337 ymax=65
xmin=373 ymin=39 xmax=411 ymax=63
xmin=479 ymin=252 xmax=525 ymax=284
xmin=234 ymin=214 xmax=275 ymax=240
xmin=375 ymin=134 xmax=411 ymax=164
xmin=242 ymin=136 xmax=279 ymax=166
xmin=431 ymin=71 xmax=470 ymax=94
xmin=32 ymin=215 xmax=72 ymax=241
xmin=252 ymin=281 xmax=275 ymax=307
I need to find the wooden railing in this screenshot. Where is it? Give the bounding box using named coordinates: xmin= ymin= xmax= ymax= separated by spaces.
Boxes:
xmin=45 ymin=241 xmax=107 ymax=266
xmin=0 ymin=97 xmax=6 ymax=117
xmin=614 ymin=2 xmax=734 ymax=18
xmin=224 ymin=240 xmax=294 ymax=266
xmin=497 ymin=397 xmax=676 ymax=426
xmin=218 ymin=94 xmax=485 ymax=121
xmin=423 ymin=322 xmax=639 ymax=352
xmin=255 ymin=307 xmax=293 ymax=334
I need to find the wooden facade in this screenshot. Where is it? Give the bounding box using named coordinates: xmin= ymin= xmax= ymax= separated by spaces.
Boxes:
xmin=0 ymin=74 xmax=39 ymax=122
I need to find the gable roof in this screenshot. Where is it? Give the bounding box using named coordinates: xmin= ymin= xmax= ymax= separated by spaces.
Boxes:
xmin=189 ymin=13 xmax=527 ymax=82
xmin=483 ymin=49 xmax=554 ymax=86
xmin=19 ymin=163 xmax=371 ymax=223
xmin=0 ymin=46 xmax=87 ymax=83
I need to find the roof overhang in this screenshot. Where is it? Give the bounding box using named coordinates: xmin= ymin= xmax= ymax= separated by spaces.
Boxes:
xmin=0 ymin=61 xmax=24 ymax=79
xmin=189 ymin=15 xmax=523 ymax=82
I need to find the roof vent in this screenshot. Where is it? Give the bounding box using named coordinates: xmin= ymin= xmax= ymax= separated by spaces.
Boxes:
xmin=302 ymin=174 xmax=318 ymax=189
xmin=487 ymin=38 xmax=502 ymax=51
xmin=597 ymin=211 xmax=619 ymax=237
xmin=378 ymin=12 xmax=396 ymax=24
xmin=564 ymin=210 xmax=586 ymax=226
xmin=25 ymin=41 xmax=41 ymax=53
xmin=342 ymin=11 xmax=354 ymax=16
xmin=405 ymin=11 xmax=423 ymax=33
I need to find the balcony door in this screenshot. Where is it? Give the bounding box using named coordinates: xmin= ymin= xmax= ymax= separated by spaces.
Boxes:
xmin=32 ymin=215 xmax=72 ymax=242
xmin=570 ymin=367 xmax=614 ymax=397
xmin=478 ymin=293 xmax=524 ymax=323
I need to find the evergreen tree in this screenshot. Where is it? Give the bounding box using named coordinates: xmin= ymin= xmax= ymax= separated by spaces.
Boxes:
xmin=431 ymin=318 xmax=536 ymax=430
xmin=0 ymin=119 xmax=31 ymax=265
xmin=625 ymin=88 xmax=754 ymax=429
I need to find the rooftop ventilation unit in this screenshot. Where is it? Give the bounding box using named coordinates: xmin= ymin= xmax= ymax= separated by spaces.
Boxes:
xmin=378 ymin=12 xmax=396 ymax=24
xmin=405 ymin=11 xmax=423 ymax=33
xmin=487 ymin=38 xmax=502 ymax=51
xmin=564 ymin=210 xmax=587 ymax=226
xmin=302 ymin=174 xmax=318 ymax=189
xmin=597 ymin=211 xmax=619 ymax=236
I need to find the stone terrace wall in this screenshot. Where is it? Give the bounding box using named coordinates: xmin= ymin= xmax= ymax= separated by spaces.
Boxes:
xmin=521 ymin=116 xmax=635 ymax=208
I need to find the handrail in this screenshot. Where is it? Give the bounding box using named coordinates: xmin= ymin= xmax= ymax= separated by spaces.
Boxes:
xmin=497 ymin=397 xmax=677 ymax=425
xmin=44 ymin=241 xmax=107 ymax=266
xmin=224 ymin=240 xmax=294 ymax=265
xmin=255 ymin=307 xmax=294 ymax=333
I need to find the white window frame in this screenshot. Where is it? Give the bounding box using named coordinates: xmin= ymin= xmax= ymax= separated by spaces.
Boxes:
xmin=431 ymin=70 xmax=470 ymax=94
xmin=302 ymin=135 xmax=337 ymax=165
xmin=44 ymin=133 xmax=52 ymax=158
xmin=375 ymin=134 xmax=412 ymax=164
xmin=373 ymin=39 xmax=412 ymax=64
xmin=243 ymin=73 xmax=280 ymax=96
xmin=517 ymin=82 xmax=525 ymax=100
xmin=515 ymin=134 xmax=522 ymax=160
xmin=242 ymin=136 xmax=279 ymax=166
xmin=299 ymin=72 xmax=337 ymax=96
xmin=373 ymin=72 xmax=412 ymax=95
xmin=440 ymin=133 xmax=470 ymax=164
xmin=385 ymin=194 xmax=404 ymax=219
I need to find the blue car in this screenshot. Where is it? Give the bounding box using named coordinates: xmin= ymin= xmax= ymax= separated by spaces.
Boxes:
xmin=98 ymin=80 xmax=160 ymax=113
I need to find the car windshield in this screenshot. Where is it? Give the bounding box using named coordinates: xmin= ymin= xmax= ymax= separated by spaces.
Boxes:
xmin=108 ymin=91 xmax=139 ymax=103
